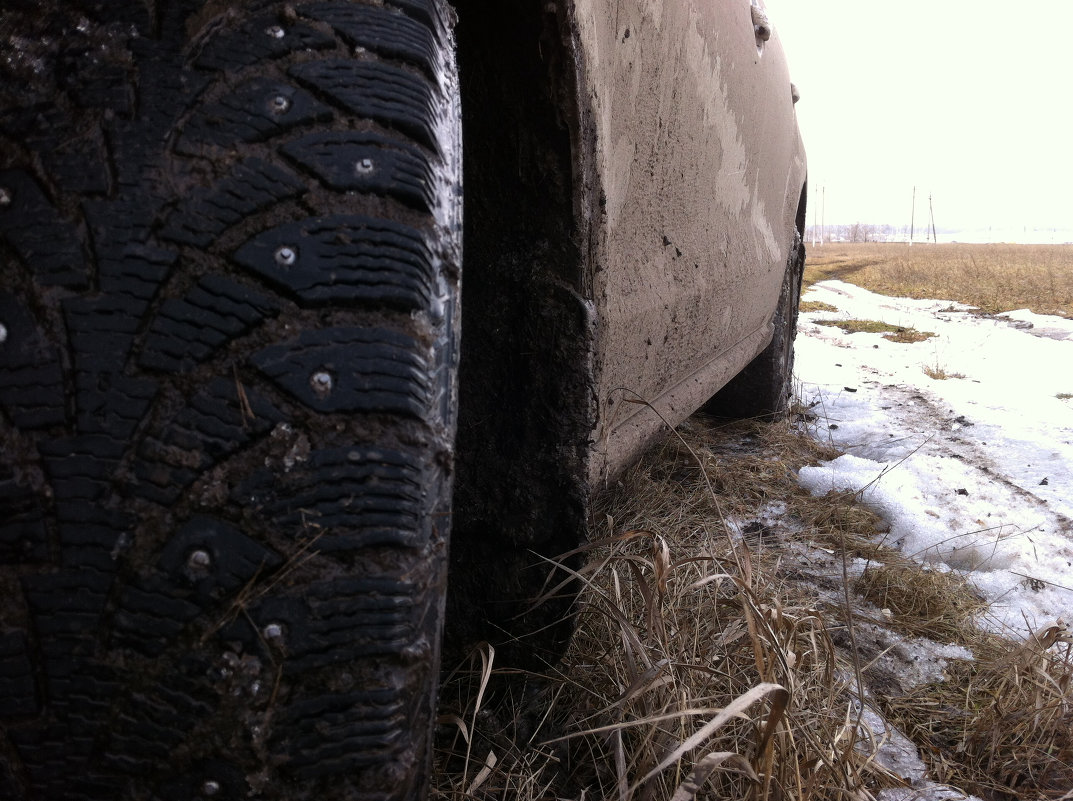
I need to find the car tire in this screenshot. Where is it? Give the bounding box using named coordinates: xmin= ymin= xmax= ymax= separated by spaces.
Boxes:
xmin=0 ymin=2 xmax=460 ymax=799
xmin=704 ymin=232 xmax=804 ymax=419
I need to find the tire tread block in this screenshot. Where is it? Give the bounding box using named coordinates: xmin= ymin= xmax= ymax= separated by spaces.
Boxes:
xmin=63 ymin=293 xmax=147 ymax=369
xmin=273 ymin=689 xmax=414 ymax=783
xmin=0 ymin=470 xmax=49 ymax=562
xmin=156 ymin=515 xmax=284 ymax=604
xmin=8 ymin=107 xmax=113 ymax=194
xmin=54 ymin=502 xmax=132 ymax=569
xmin=281 ymin=131 xmax=435 ymax=211
xmin=20 ymin=571 xmax=117 ymax=733
xmin=101 ymin=679 xmax=213 ymax=778
xmin=0 ymin=361 xmax=67 ymax=428
xmin=244 ymin=576 xmax=419 ymax=674
xmin=194 ymin=16 xmax=336 ymax=72
xmin=0 ymin=292 xmax=67 ymax=428
xmin=73 ymin=373 xmax=157 ymax=443
xmin=387 ymin=0 xmax=440 ymax=31
xmin=108 ymin=41 xmax=209 ymax=187
xmin=0 ymin=169 xmax=89 ymax=287
xmin=63 ymin=292 xmax=160 ymax=439
xmin=233 ymin=446 xmax=427 ymax=551
xmin=251 ymin=327 xmax=432 ymax=416
xmin=289 ymin=59 xmax=438 ymax=151
xmin=135 ymin=377 xmax=281 ymax=505
xmin=129 ymin=38 xmax=211 ymax=131
xmin=160 ymin=158 xmax=306 ymax=248
xmin=233 ymin=213 xmax=436 ymax=309
xmin=112 ymin=579 xmax=203 ymax=657
xmin=97 ymin=244 xmax=178 ymax=301
xmin=139 ymin=275 xmax=281 ymax=372
xmin=21 ymin=569 xmax=115 ymax=636
xmin=176 ymin=78 xmax=333 ymax=153
xmin=301 ymin=2 xmax=438 ymax=76
xmin=83 ymin=198 xmax=159 ymax=266
xmin=39 ymin=436 xmax=125 ymax=505
xmin=10 ymin=722 xmax=97 ymax=798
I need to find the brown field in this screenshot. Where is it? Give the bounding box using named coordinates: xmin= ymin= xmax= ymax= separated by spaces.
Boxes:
xmin=804 ymin=242 xmax=1073 ymax=318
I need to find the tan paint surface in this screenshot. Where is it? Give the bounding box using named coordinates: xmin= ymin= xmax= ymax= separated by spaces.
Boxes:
xmin=568 ymin=0 xmax=807 ymax=487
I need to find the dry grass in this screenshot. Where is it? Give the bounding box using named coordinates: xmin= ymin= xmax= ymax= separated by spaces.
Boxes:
xmin=434 ymin=419 xmax=923 ymax=799
xmin=800 ymin=300 xmax=839 ymax=314
xmin=813 ymin=319 xmax=935 ymax=343
xmin=922 ymin=364 xmax=966 ymax=381
xmin=432 ymin=417 xmax=1073 ymax=800
xmin=881 ymin=623 xmax=1073 ymax=800
xmin=882 ymin=329 xmax=934 ymax=344
xmin=853 ymin=563 xmax=986 ymax=643
xmin=804 ymin=242 xmax=1073 ymax=318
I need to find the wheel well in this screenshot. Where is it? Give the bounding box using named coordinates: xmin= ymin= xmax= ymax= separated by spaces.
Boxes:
xmin=445 ymin=0 xmax=594 ymax=669
xmin=797 ymin=178 xmax=808 ymax=236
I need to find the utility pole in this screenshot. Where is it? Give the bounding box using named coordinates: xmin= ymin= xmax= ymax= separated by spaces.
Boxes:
xmin=812 ymin=184 xmax=819 ymax=246
xmin=821 ymin=185 xmax=825 ymax=245
xmin=909 ymin=186 xmax=916 ymax=246
xmin=929 ymin=193 xmax=937 ymax=243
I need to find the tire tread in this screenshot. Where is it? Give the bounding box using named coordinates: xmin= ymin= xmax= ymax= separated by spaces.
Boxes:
xmin=0 ymin=1 xmax=459 ymax=798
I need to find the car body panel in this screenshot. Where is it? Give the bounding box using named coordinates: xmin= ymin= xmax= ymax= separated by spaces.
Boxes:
xmin=567 ymin=0 xmax=807 ymax=487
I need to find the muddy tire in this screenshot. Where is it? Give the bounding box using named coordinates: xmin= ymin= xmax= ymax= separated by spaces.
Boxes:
xmin=0 ymin=2 xmax=461 ymax=799
xmin=704 ymin=233 xmax=804 ymax=419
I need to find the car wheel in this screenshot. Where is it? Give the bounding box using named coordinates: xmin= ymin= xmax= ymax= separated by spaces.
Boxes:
xmin=704 ymin=231 xmax=804 ymax=419
xmin=0 ymin=2 xmax=460 ymax=799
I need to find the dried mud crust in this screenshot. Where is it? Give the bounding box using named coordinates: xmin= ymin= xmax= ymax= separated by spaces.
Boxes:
xmin=0 ymin=1 xmax=461 ymax=799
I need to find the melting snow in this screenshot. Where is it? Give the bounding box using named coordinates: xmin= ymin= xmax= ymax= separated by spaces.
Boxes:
xmin=796 ymin=279 xmax=1073 ymax=637
xmin=790 ymin=279 xmax=1072 ymax=800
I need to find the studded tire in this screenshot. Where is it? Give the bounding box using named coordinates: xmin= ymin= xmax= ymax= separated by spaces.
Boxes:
xmin=0 ymin=2 xmax=461 ymax=799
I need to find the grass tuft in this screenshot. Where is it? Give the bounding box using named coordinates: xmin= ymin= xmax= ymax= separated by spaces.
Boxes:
xmin=881 ymin=623 xmax=1073 ymax=800
xmin=814 ymin=318 xmax=935 ymax=343
xmin=883 ymin=328 xmax=934 ymax=344
xmin=853 ymin=562 xmax=986 ymax=643
xmin=923 ymin=364 xmax=966 ymax=380
xmin=799 ymin=300 xmax=839 ymax=313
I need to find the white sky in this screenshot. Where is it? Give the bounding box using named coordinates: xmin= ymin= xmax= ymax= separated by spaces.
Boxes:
xmin=765 ymin=0 xmax=1073 ymax=233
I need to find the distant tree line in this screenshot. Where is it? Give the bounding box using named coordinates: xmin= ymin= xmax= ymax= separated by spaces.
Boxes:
xmin=805 ymin=223 xmax=920 ymax=243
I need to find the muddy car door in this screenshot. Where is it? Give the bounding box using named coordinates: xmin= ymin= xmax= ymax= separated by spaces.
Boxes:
xmin=572 ymin=0 xmax=807 ymax=483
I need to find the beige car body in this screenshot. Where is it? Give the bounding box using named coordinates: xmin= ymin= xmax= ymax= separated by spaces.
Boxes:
xmin=573 ymin=0 xmax=807 ymax=485
xmin=448 ymin=0 xmax=806 ymax=668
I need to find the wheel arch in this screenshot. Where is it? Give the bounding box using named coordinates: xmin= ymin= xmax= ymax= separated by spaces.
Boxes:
xmin=445 ymin=0 xmax=597 ymax=668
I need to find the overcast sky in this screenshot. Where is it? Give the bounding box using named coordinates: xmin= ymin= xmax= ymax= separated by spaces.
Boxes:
xmin=765 ymin=0 xmax=1073 ymax=235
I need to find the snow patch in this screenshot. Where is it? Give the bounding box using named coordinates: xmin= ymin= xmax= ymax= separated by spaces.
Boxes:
xmin=797 ymin=280 xmax=1073 ymax=636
